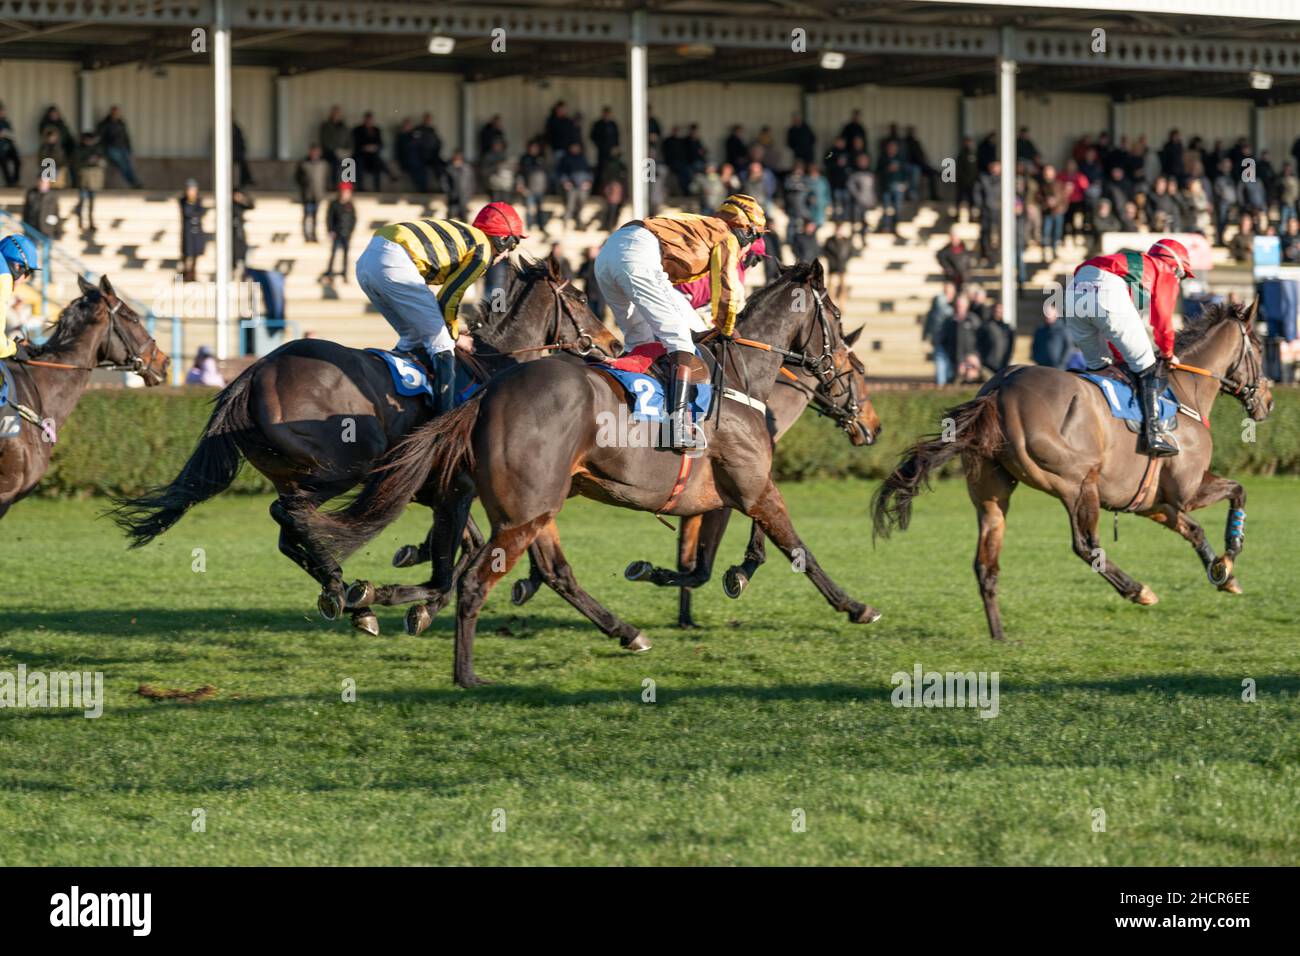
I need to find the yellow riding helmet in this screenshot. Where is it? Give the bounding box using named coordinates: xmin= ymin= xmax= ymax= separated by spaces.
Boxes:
xmin=717 ymin=193 xmax=766 ymax=233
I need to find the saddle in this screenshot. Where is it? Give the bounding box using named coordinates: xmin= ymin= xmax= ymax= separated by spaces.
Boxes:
xmin=1071 ymin=364 xmax=1179 ymax=434
xmin=365 ymin=348 xmax=477 ymax=407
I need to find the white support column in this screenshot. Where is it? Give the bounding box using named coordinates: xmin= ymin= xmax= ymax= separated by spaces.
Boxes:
xmin=628 ymin=9 xmax=649 ymax=219
xmin=459 ymin=80 xmax=474 ymax=161
xmin=998 ymin=26 xmax=1017 ymax=330
xmin=77 ymin=70 xmax=93 ymax=133
xmin=274 ymin=74 xmax=292 ymax=161
xmin=213 ymin=0 xmax=233 ymax=360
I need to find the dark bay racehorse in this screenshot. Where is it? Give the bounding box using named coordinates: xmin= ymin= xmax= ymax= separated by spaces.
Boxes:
xmin=111 ymin=255 xmax=617 ymax=632
xmin=303 ymin=261 xmax=883 ymax=686
xmin=873 ymin=299 xmax=1273 ymax=640
xmin=1 ymin=275 xmax=168 ymax=518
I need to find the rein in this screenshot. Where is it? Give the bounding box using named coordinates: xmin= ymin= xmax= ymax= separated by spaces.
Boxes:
xmin=15 ymin=297 xmax=155 ymax=375
xmin=468 ymin=278 xmax=605 ymax=366
xmin=1169 ymin=320 xmax=1265 ymax=420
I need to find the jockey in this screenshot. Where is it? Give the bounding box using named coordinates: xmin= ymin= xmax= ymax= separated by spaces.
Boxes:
xmin=674 ymin=236 xmax=767 ymax=329
xmin=1 ymin=234 xmax=39 ymax=375
xmin=356 ymin=201 xmax=526 ymax=413
xmin=595 ymin=193 xmax=766 ymax=450
xmin=1067 ymin=238 xmax=1193 ymax=457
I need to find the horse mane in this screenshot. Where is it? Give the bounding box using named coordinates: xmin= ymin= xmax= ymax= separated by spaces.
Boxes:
xmin=738 ymin=261 xmax=822 ymax=322
xmin=462 ymin=257 xmax=554 ymax=335
xmin=1174 ymin=299 xmax=1254 ymax=355
xmin=30 ymin=292 xmax=98 ymax=356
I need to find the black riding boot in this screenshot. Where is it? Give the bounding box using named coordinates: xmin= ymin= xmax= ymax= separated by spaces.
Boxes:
xmin=1138 ymin=363 xmax=1178 ymax=458
xmin=664 ymin=351 xmax=700 ymax=452
xmin=432 ymin=349 xmax=456 ymax=416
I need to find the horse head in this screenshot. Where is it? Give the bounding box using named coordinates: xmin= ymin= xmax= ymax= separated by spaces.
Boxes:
xmin=1177 ymin=296 xmax=1272 ymax=422
xmin=71 ymin=274 xmax=170 ymax=385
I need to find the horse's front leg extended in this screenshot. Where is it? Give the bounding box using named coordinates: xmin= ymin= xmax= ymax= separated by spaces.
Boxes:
xmin=743 ymin=479 xmax=881 ymax=624
xmin=722 ymin=519 xmax=768 ymax=599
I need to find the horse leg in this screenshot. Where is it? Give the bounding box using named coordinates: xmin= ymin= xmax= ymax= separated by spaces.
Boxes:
xmin=1065 ymin=478 xmax=1156 ymax=605
xmin=448 ymin=515 xmax=552 ymax=687
xmin=967 ymin=458 xmax=1016 ymax=641
xmin=530 ymin=519 xmax=650 ymax=649
xmin=744 ymin=479 xmax=881 ymax=624
xmin=721 ymin=518 xmax=768 ymax=600
xmin=269 ymin=496 xmax=357 ymax=627
xmin=1182 ymin=470 xmax=1247 ymax=592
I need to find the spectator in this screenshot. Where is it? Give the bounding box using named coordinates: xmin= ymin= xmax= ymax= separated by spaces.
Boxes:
xmin=805 ymin=164 xmax=832 ymax=228
xmin=185 ymin=345 xmax=226 ymax=387
xmin=1228 ymin=214 xmax=1256 ymax=263
xmin=905 ymin=126 xmax=940 ymax=201
xmin=725 ymin=125 xmax=748 ymax=170
xmin=294 ymin=144 xmax=329 ymax=242
xmin=823 ymin=222 xmax=855 ymax=303
xmin=840 ymin=110 xmax=866 ymax=149
xmin=787 ymin=113 xmax=816 ymax=166
xmin=1017 ymin=163 xmax=1042 ymax=254
xmin=976 ymin=303 xmax=1013 ymax=376
xmin=1039 ymin=164 xmax=1069 ymax=261
xmin=955 ymin=136 xmax=979 ymax=221
xmin=442 ymin=150 xmax=475 ymax=221
xmin=1280 ymin=162 xmax=1300 ymax=231
xmin=1103 ymin=165 xmax=1131 ymax=216
xmin=1148 ymin=176 xmax=1182 ymax=233
xmin=1159 ymin=129 xmax=1185 ymax=185
xmin=1239 ymin=146 xmax=1268 ymax=223
xmin=577 ymin=246 xmax=605 ymax=319
xmin=939 ymin=294 xmax=979 ymax=385
xmin=690 ymin=163 xmax=726 ymax=215
xmin=323 ymin=182 xmax=356 ymax=283
xmin=877 ymin=141 xmax=909 ymax=234
xmin=662 ymin=125 xmax=690 ymax=194
xmin=784 ymin=161 xmax=809 ymax=241
xmin=516 ymin=140 xmax=549 ymax=233
xmin=415 ymin=113 xmax=444 ymax=183
xmin=544 ymin=101 xmax=581 ymax=165
xmin=351 ymin=111 xmax=386 ymax=192
xmin=23 ymin=178 xmax=59 ymax=238
xmin=936 ymin=229 xmax=973 ymax=289
xmin=967 ymin=283 xmax=990 ymax=323
xmin=1089 ymin=197 xmax=1121 ymax=255
xmin=792 ymin=218 xmax=821 ymax=264
xmin=924 ymin=281 xmax=957 ymax=384
xmin=1015 ymin=125 xmax=1041 ymax=170
xmin=974 ymin=159 xmax=1002 ymax=263
xmin=72 ymin=131 xmax=105 ymax=232
xmin=37 ymin=127 xmax=68 ymax=187
xmin=395 ymin=118 xmax=426 ymax=192
xmin=976 ymin=132 xmax=997 ymax=174
xmin=477 ymin=115 xmax=505 ymax=158
xmin=232 ymin=118 xmax=254 ymax=187
xmin=742 ymin=160 xmax=777 ymax=216
xmin=599 ymin=146 xmax=626 ymax=232
xmin=557 ymin=141 xmax=593 ymax=229
xmin=481 ymin=139 xmax=515 ymax=202
xmin=178 ymin=178 xmax=205 ymax=282
xmin=846 ymin=153 xmax=876 ymax=238
xmin=590 ymin=107 xmax=619 ymax=187
xmin=1212 ymin=157 xmax=1239 ymax=245
xmin=231 ymin=186 xmax=254 ymax=274
xmin=1281 ymin=214 xmax=1300 ymax=263
xmin=0 ymin=103 xmax=19 ymax=185
xmin=39 ymin=106 xmax=76 ymax=185
xmin=97 ymin=105 xmax=139 ymax=188
xmin=1180 ymin=175 xmax=1212 ymax=235
xmin=318 ymin=105 xmax=351 ymax=184
xmin=1031 ymin=301 xmax=1072 ymax=369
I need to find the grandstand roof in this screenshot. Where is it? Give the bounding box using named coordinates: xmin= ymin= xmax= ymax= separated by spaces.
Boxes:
xmin=5 ymin=1 xmax=1300 ymax=103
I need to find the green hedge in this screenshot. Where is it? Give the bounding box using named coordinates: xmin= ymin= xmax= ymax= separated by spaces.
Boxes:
xmin=29 ymin=383 xmax=1300 ymax=498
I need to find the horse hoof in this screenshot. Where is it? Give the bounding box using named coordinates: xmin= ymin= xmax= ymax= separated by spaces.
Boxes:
xmin=511 ymin=578 xmax=538 ymax=606
xmin=625 ymin=560 xmax=653 ymax=581
xmin=351 ymin=609 xmax=380 ymax=637
xmin=455 ymin=672 xmax=495 ymax=688
xmin=345 ymin=580 xmax=376 ymax=609
xmin=405 ymin=604 xmax=433 ymax=637
xmin=1133 ymin=586 xmax=1159 ymax=606
xmin=622 ymin=631 xmax=652 ymax=652
xmin=1220 ymin=577 xmax=1242 ymax=595
xmin=317 ymin=589 xmax=344 ymax=621
xmin=1208 ymin=556 xmax=1234 ymax=587
xmin=722 ymin=566 xmax=748 ymax=599
xmin=392 ymin=544 xmax=422 ymax=568
xmin=850 ymin=604 xmax=882 ymax=624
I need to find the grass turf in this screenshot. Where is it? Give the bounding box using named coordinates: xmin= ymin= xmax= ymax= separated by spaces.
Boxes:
xmin=0 ymin=478 xmax=1296 ymax=865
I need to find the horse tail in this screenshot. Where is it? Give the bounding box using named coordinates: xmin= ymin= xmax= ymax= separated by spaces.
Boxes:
xmin=871 ymin=391 xmax=1005 ymax=539
xmin=301 ymin=395 xmax=483 ymax=561
xmin=108 ymin=366 xmax=255 ymax=546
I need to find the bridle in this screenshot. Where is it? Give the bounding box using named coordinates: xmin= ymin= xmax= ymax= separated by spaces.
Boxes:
xmin=1171 ymin=318 xmax=1267 ymax=419
xmin=18 ymin=294 xmax=160 ymax=375
xmin=466 ymin=276 xmax=610 ymax=369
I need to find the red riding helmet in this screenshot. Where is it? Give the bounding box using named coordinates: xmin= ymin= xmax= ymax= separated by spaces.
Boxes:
xmin=472 ymin=202 xmax=528 ymax=239
xmin=1148 ymin=238 xmax=1195 ymax=279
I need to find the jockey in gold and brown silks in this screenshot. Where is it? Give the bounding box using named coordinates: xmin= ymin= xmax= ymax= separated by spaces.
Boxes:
xmin=594 ymin=193 xmax=766 ymax=450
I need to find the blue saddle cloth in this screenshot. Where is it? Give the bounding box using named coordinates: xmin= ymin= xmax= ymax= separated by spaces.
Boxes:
xmin=1078 ymin=372 xmax=1177 ymax=427
xmin=366 ymin=348 xmax=478 ymax=406
xmin=600 ymin=364 xmax=713 ymax=423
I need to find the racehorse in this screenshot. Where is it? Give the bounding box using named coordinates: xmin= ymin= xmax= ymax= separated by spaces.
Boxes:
xmin=302 ymin=261 xmax=883 ymax=687
xmin=111 ymin=255 xmax=618 ymax=633
xmin=872 ymin=298 xmax=1272 ymax=640
xmin=1 ymin=275 xmax=168 ymax=519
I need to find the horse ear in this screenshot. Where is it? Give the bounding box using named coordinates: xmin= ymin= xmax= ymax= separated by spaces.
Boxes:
xmin=1244 ymin=295 xmax=1260 ymax=325
xmin=77 ymin=273 xmax=95 ymax=296
xmin=546 ymin=250 xmax=562 ymax=279
xmin=810 ymin=257 xmax=825 ymax=290
xmin=99 ymin=274 xmax=117 ymax=299
xmin=844 ymin=325 xmax=863 ymax=347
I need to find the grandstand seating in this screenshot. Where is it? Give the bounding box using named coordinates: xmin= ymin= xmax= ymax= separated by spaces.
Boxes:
xmin=1 ymin=187 xmax=1257 ymax=381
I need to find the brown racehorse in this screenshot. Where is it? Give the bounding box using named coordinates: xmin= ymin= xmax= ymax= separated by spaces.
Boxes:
xmin=111 ymin=255 xmax=617 ymax=633
xmin=873 ymin=299 xmax=1273 ymax=640
xmin=303 ymin=261 xmax=883 ymax=686
xmin=0 ymin=275 xmax=168 ymax=518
